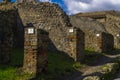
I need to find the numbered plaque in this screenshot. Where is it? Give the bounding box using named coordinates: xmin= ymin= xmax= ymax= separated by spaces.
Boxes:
xmin=117 ymin=34 xmax=119 ymax=37
xmin=96 ymin=34 xmax=100 ymax=37
xmin=69 ymin=28 xmax=73 ymax=33
xmin=28 ymin=28 xmax=34 ymax=34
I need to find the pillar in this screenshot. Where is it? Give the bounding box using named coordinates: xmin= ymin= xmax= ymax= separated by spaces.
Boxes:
xmin=24 ymin=27 xmax=48 ymax=76
xmin=66 ymin=27 xmax=84 ymax=61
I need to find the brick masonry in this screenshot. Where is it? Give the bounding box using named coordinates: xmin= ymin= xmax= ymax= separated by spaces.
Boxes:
xmin=66 ymin=27 xmax=85 ymax=61
xmin=0 ymin=2 xmax=85 ymax=66
xmin=17 ymin=2 xmax=85 ymax=61
xmin=76 ymin=11 xmax=120 ymax=49
xmin=24 ymin=27 xmax=48 ymax=75
xmin=17 ymin=2 xmax=71 ymax=52
xmin=70 ymin=16 xmax=114 ymax=52
xmin=0 ymin=1 xmax=115 ymax=64
xmin=86 ymin=32 xmax=114 ymax=53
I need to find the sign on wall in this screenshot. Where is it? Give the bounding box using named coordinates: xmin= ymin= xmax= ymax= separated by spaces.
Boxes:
xmin=117 ymin=34 xmax=120 ymax=37
xmin=28 ymin=28 xmax=34 ymax=34
xmin=96 ymin=34 xmax=100 ymax=37
xmin=69 ymin=28 xmax=74 ymax=33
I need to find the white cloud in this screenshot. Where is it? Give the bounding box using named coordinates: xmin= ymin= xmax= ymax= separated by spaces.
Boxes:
xmin=63 ymin=0 xmax=120 ymax=14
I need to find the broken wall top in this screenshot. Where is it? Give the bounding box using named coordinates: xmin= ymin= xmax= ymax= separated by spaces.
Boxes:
xmin=70 ymin=15 xmax=107 ymax=34
xmin=0 ymin=3 xmax=17 ymax=10
xmin=0 ymin=2 xmax=71 ymax=29
xmin=74 ymin=10 xmax=120 ymax=35
xmin=17 ymin=0 xmax=36 ymax=3
xmin=75 ymin=10 xmax=120 ymax=19
xmin=16 ymin=2 xmax=74 ymax=52
xmin=17 ymin=2 xmax=72 ymax=29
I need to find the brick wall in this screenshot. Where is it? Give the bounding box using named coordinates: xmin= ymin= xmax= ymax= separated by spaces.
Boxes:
xmin=66 ymin=27 xmax=84 ymax=61
xmin=70 ymin=16 xmax=114 ymax=53
xmin=75 ymin=11 xmax=120 ymax=49
xmin=17 ymin=2 xmax=85 ymax=61
xmin=24 ymin=27 xmax=48 ymax=75
xmin=104 ymin=15 xmax=120 ymax=49
xmin=17 ymin=2 xmax=71 ymax=52
xmin=85 ymin=32 xmax=113 ymax=53
xmin=0 ymin=2 xmax=85 ymax=63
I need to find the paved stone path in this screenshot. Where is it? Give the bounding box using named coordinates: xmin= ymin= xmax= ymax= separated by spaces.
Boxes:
xmin=62 ymin=50 xmax=120 ymax=80
xmin=74 ymin=53 xmax=120 ymax=80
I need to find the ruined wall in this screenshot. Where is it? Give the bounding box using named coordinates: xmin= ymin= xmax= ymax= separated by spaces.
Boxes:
xmin=66 ymin=27 xmax=84 ymax=61
xmin=0 ymin=3 xmax=24 ymax=48
xmin=24 ymin=27 xmax=48 ymax=75
xmin=102 ymin=32 xmax=114 ymax=52
xmin=85 ymin=32 xmax=102 ymax=52
xmin=0 ymin=2 xmax=85 ymax=62
xmin=104 ymin=15 xmax=120 ymax=49
xmin=0 ymin=4 xmax=16 ymax=63
xmin=17 ymin=2 xmax=71 ymax=52
xmin=17 ymin=0 xmax=36 ymax=3
xmin=76 ymin=11 xmax=120 ymax=49
xmin=0 ymin=2 xmax=25 ymax=64
xmin=96 ymin=18 xmax=106 ymax=23
xmin=85 ymin=32 xmax=113 ymax=52
xmin=16 ymin=2 xmax=85 ymax=61
xmin=70 ymin=16 xmax=114 ymax=52
xmin=95 ymin=14 xmax=120 ymax=49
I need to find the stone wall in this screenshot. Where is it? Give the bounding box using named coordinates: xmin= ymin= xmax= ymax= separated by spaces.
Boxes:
xmin=66 ymin=27 xmax=84 ymax=61
xmin=24 ymin=27 xmax=48 ymax=75
xmin=85 ymin=32 xmax=102 ymax=52
xmin=101 ymin=32 xmax=114 ymax=52
xmin=0 ymin=7 xmax=16 ymax=63
xmin=0 ymin=3 xmax=24 ymax=48
xmin=85 ymin=32 xmax=113 ymax=53
xmin=70 ymin=16 xmax=114 ymax=52
xmin=17 ymin=2 xmax=71 ymax=52
xmin=17 ymin=0 xmax=36 ymax=3
xmin=0 ymin=2 xmax=85 ymax=62
xmin=96 ymin=14 xmax=120 ymax=49
xmin=75 ymin=11 xmax=120 ymax=49
xmin=104 ymin=15 xmax=120 ymax=49
xmin=17 ymin=2 xmax=86 ymax=61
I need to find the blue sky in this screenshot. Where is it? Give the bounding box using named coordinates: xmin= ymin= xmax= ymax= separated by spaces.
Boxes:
xmin=0 ymin=0 xmax=16 ymax=2
xmin=1 ymin=0 xmax=120 ymax=15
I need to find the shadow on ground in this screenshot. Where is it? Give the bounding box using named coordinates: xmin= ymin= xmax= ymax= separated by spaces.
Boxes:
xmin=0 ymin=48 xmax=120 ymax=80
xmin=82 ymin=49 xmax=120 ymax=66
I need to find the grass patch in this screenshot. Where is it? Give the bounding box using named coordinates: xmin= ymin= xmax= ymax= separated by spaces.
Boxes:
xmin=0 ymin=49 xmax=85 ymax=80
xmin=38 ymin=52 xmax=85 ymax=80
xmin=85 ymin=48 xmax=95 ymax=52
xmin=0 ymin=48 xmax=31 ymax=80
xmin=73 ymin=62 xmax=85 ymax=70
